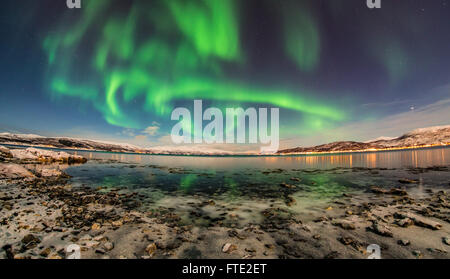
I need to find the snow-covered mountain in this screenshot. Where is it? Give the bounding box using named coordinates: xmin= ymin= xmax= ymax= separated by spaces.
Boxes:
xmin=277 ymin=125 xmax=450 ymax=154
xmin=1 ymin=125 xmax=449 ymax=155
xmin=373 ymin=125 xmax=450 ymax=148
xmin=0 ymin=133 xmax=145 ymax=153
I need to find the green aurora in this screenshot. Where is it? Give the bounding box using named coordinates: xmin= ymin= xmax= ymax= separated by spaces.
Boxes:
xmin=43 ymin=0 xmax=347 ymax=133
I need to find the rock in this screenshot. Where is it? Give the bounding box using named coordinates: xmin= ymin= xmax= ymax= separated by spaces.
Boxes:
xmin=47 ymin=254 xmax=63 ymax=260
xmin=83 ymin=241 xmax=100 ymax=248
xmin=91 ymin=223 xmax=101 ymax=230
xmin=111 ymin=220 xmax=123 ymax=228
xmin=370 ymin=186 xmax=388 ymax=194
xmin=21 ymin=234 xmax=41 ymax=245
xmin=93 ymin=235 xmax=107 ymax=242
xmin=443 ymin=237 xmax=450 ymax=246
xmin=396 ymin=218 xmax=414 ymax=227
xmin=388 ymin=188 xmax=408 ymax=196
xmin=412 ymin=250 xmax=422 ymax=258
xmin=10 ymin=148 xmax=87 ymax=163
xmin=207 ymin=199 xmax=215 ymax=206
xmin=338 ymin=237 xmax=354 ymax=245
xmin=332 ymin=220 xmax=356 ymax=230
xmin=285 ymin=196 xmax=296 ymax=207
xmin=370 ymin=186 xmax=407 ymax=196
xmin=0 ymin=163 xmax=35 ymax=179
xmin=95 ymin=248 xmax=106 ymax=254
xmin=104 ymin=242 xmax=114 ymax=251
xmin=313 ymin=234 xmax=321 ymax=240
xmin=368 ymin=222 xmax=393 ymax=237
xmin=280 ymin=183 xmax=296 ymax=189
xmin=0 ymin=146 xmax=12 ymax=158
xmin=40 ymin=168 xmax=63 ymax=177
xmin=397 ymin=239 xmax=410 ymax=246
xmin=145 ymin=243 xmax=157 ymax=256
xmin=39 ymin=247 xmax=52 ymax=257
xmin=290 ymin=177 xmax=301 ymax=182
xmin=395 ymin=212 xmax=442 ymax=230
xmin=222 ymin=243 xmax=237 ymax=253
xmin=399 ymin=178 xmax=419 ymax=184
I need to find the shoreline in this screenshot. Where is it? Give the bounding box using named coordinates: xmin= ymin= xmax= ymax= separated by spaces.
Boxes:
xmin=2 ymin=143 xmax=450 ymax=158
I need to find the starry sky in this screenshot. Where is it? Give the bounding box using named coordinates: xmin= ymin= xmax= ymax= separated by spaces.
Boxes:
xmin=0 ymin=0 xmax=449 ymax=150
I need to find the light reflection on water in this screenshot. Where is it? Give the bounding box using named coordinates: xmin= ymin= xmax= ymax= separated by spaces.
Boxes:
xmin=70 ymin=147 xmax=450 ymax=170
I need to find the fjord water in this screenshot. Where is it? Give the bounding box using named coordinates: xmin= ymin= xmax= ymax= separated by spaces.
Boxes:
xmin=62 ymin=148 xmax=450 ymax=225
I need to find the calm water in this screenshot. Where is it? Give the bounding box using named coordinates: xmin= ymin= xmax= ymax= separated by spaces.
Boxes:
xmin=6 ymin=146 xmax=449 ymax=223
xmin=62 ymin=147 xmax=450 ymax=206
xmin=69 ymin=146 xmax=450 ymax=170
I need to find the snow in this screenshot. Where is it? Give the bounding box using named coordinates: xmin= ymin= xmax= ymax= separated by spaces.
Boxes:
xmin=0 ymin=163 xmax=35 ymax=179
xmin=405 ymin=125 xmax=450 ymax=135
xmin=10 ymin=148 xmax=85 ymax=161
xmin=364 ymin=136 xmax=397 ymax=143
xmin=0 ymin=133 xmax=44 ymax=138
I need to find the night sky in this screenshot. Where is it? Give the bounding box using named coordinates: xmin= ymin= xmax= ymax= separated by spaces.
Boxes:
xmin=0 ymin=0 xmax=449 ymax=150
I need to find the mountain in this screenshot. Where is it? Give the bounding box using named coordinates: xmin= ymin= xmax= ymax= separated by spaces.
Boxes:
xmin=277 ymin=125 xmax=450 ymax=154
xmin=0 ymin=133 xmax=144 ymax=153
xmin=0 ymin=125 xmax=449 ymax=156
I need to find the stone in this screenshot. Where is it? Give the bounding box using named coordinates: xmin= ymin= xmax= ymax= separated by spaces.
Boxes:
xmin=313 ymin=234 xmax=321 ymax=240
xmin=95 ymin=248 xmax=106 ymax=254
xmin=104 ymin=242 xmax=114 ymax=251
xmin=83 ymin=241 xmax=100 ymax=248
xmin=0 ymin=163 xmax=35 ymax=179
xmin=397 ymin=218 xmax=414 ymax=227
xmin=399 ymin=178 xmax=419 ymax=184
xmin=368 ymin=222 xmax=393 ymax=237
xmin=338 ymin=237 xmax=354 ymax=245
xmin=388 ymin=188 xmax=408 ymax=196
xmin=395 ymin=212 xmax=442 ymax=230
xmin=91 ymin=223 xmax=101 ymax=230
xmin=280 ymin=183 xmax=296 ymax=189
xmin=443 ymin=237 xmax=450 ymax=246
xmin=39 ymin=247 xmax=52 ymax=257
xmin=397 ymin=239 xmax=410 ymax=246
xmin=412 ymin=250 xmax=422 ymax=258
xmin=21 ymin=234 xmax=41 ymax=245
xmin=332 ymin=220 xmax=356 ymax=230
xmin=112 ymin=220 xmax=123 ymax=228
xmin=145 ymin=243 xmax=157 ymax=256
xmin=48 ymin=254 xmax=63 ymax=260
xmin=222 ymin=243 xmax=237 ymax=253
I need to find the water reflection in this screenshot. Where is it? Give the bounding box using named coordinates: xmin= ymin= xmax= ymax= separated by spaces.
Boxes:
xmin=70 ymin=147 xmax=450 ymax=170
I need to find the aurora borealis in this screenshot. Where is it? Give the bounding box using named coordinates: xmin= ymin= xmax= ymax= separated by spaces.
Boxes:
xmin=1 ymin=0 xmax=450 ymax=150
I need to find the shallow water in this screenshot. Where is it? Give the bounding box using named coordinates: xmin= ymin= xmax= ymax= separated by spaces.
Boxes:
xmin=60 ymin=147 xmax=450 ymax=224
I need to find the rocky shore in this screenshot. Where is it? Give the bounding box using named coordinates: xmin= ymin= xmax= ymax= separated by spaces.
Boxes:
xmin=0 ymin=146 xmax=449 ymax=259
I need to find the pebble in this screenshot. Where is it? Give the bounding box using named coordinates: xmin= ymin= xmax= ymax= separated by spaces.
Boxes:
xmin=145 ymin=243 xmax=157 ymax=256
xmin=91 ymin=223 xmax=101 ymax=230
xmin=412 ymin=250 xmax=422 ymax=258
xmin=222 ymin=243 xmax=237 ymax=253
xmin=104 ymin=242 xmax=114 ymax=251
xmin=443 ymin=237 xmax=450 ymax=246
xmin=332 ymin=220 xmax=356 ymax=230
xmin=368 ymin=222 xmax=393 ymax=237
xmin=397 ymin=239 xmax=410 ymax=246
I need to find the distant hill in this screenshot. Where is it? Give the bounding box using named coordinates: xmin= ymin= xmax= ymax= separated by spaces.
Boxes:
xmin=0 ymin=133 xmax=144 ymax=153
xmin=1 ymin=125 xmax=449 ymax=156
xmin=277 ymin=125 xmax=450 ymax=154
